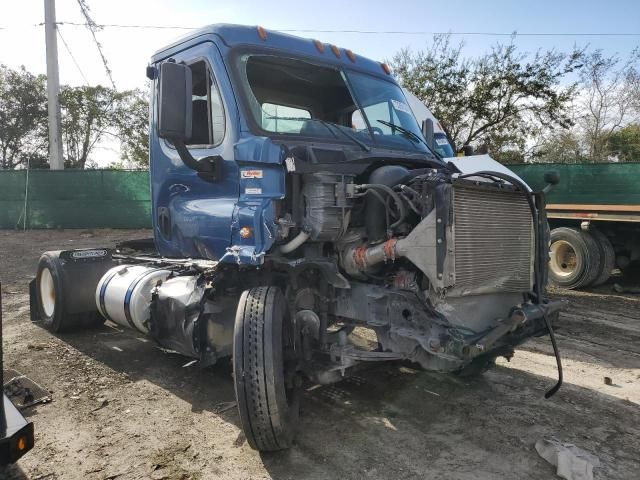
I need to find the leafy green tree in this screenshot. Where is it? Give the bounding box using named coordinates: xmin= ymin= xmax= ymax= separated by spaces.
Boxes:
xmin=390 ymin=36 xmax=583 ymax=158
xmin=59 ymin=85 xmax=127 ymax=169
xmin=606 ymin=123 xmax=640 ymax=161
xmin=0 ymin=65 xmax=48 ymax=169
xmin=531 ymin=130 xmax=586 ymax=164
xmin=116 ymin=88 xmax=149 ymax=168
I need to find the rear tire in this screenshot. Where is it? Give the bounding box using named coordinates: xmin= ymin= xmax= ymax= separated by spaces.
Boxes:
xmin=579 ymin=230 xmax=602 ymax=287
xmin=36 ymin=252 xmax=70 ymax=332
xmin=590 ymin=229 xmax=615 ymax=286
xmin=233 ymin=286 xmax=299 ymax=451
xmin=548 ymin=228 xmax=600 ymax=289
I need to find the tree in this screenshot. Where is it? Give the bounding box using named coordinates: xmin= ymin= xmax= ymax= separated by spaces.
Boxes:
xmin=0 ymin=65 xmax=48 ymax=169
xmin=59 ymin=85 xmax=127 ymax=169
xmin=390 ymin=36 xmax=583 ymax=157
xmin=606 ymin=123 xmax=640 ymax=162
xmin=531 ymin=130 xmax=586 ymax=164
xmin=577 ymin=49 xmax=640 ymax=161
xmin=116 ymin=88 xmax=149 ymax=168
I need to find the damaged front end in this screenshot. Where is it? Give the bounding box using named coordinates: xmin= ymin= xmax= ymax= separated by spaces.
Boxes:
xmin=295 ymin=164 xmax=564 ymax=396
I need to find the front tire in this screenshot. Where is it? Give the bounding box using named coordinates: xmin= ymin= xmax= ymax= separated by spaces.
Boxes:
xmin=233 ymin=286 xmax=299 ymax=451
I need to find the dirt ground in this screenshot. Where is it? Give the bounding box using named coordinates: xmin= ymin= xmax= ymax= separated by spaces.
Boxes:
xmin=1 ymin=229 xmax=639 ymax=480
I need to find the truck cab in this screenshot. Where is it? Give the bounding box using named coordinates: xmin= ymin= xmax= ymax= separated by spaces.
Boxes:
xmin=31 ymin=24 xmax=563 ymax=452
xmin=147 ymin=24 xmax=437 ymax=263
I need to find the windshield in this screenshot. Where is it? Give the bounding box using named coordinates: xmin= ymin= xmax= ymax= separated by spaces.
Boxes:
xmin=237 ymin=54 xmax=429 ymax=153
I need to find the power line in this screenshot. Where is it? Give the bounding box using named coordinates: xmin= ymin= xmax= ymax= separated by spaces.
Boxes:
xmin=2 ymin=22 xmax=640 ymax=37
xmin=57 ymin=27 xmax=90 ymax=86
xmin=58 ymin=21 xmax=193 ymax=30
xmin=53 ymin=22 xmax=640 ymax=37
xmin=74 ymin=1 xmax=116 ymax=89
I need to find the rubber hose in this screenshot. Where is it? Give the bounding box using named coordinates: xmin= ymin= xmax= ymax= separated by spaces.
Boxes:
xmin=280 ymin=231 xmax=310 ymax=254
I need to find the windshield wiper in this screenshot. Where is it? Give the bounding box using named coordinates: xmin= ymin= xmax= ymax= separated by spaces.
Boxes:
xmin=376 ymin=119 xmax=442 ymax=160
xmin=318 ymin=120 xmax=371 ymax=152
xmin=376 ymin=119 xmax=426 ymax=146
xmin=267 ymin=116 xmax=370 ymax=152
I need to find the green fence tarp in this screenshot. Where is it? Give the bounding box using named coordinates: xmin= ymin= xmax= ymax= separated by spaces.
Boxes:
xmin=509 ymin=163 xmax=640 ymax=206
xmin=2 ymin=164 xmax=639 ymax=229
xmin=0 ymin=170 xmax=152 ymax=229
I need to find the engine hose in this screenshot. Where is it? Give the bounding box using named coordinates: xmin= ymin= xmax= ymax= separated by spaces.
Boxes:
xmin=359 ymin=184 xmax=406 ymax=229
xmin=280 ymin=231 xmax=310 ymax=254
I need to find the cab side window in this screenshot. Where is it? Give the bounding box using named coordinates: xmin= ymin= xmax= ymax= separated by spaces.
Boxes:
xmin=186 ymin=60 xmax=225 ymax=146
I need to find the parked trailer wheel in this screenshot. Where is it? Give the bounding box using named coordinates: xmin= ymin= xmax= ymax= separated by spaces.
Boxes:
xmin=35 ymin=250 xmax=113 ymax=333
xmin=548 ymin=228 xmax=600 ymax=289
xmin=579 ymin=230 xmax=602 ymax=287
xmin=233 ymin=286 xmax=299 ymax=451
xmin=590 ymin=229 xmax=616 ymax=286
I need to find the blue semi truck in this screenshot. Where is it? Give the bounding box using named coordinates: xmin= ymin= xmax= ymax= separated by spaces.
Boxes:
xmin=29 ymin=24 xmax=563 ymax=451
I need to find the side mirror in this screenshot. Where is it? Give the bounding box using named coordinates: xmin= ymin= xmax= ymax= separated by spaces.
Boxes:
xmin=157 ymin=62 xmax=222 ymax=182
xmin=544 ymin=170 xmax=560 ymax=186
xmin=158 ymin=62 xmax=192 ymax=141
xmin=421 ymin=119 xmax=435 ymax=151
xmin=542 ymin=170 xmax=560 ymax=194
xmin=463 ymin=145 xmax=474 ymax=156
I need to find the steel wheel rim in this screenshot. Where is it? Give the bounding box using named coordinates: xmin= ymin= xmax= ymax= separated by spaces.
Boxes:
xmin=40 ymin=267 xmax=56 ymax=317
xmin=549 ymin=240 xmax=578 ymax=278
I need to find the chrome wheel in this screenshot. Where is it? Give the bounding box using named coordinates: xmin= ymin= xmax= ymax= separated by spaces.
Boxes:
xmin=39 ymin=267 xmax=56 ymax=317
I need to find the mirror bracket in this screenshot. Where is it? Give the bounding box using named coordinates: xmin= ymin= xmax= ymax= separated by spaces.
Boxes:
xmin=173 ymin=138 xmax=223 ymax=182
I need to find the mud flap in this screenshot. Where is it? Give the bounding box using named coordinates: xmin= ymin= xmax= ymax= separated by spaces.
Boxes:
xmin=29 ymin=279 xmax=40 ymax=322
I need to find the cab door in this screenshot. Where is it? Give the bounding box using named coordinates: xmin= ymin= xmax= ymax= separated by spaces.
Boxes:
xmin=150 ymin=41 xmax=240 ymax=260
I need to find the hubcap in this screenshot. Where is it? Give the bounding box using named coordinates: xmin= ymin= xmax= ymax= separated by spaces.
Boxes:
xmin=39 ymin=267 xmax=56 ymax=317
xmin=549 ymin=240 xmax=578 ymax=278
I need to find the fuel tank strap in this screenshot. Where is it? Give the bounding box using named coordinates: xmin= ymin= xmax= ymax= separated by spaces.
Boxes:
xmin=123 ymin=268 xmax=167 ymax=330
xmin=98 ymin=269 xmax=120 ymax=322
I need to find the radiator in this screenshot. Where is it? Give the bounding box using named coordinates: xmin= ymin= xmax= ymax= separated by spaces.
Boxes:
xmin=452 ymin=184 xmax=534 ymax=294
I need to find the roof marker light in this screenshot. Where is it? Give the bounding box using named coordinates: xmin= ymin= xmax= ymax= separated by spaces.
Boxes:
xmin=257 ymin=25 xmax=267 ymax=41
xmin=380 ymin=62 xmax=391 ymax=74
xmin=345 ymin=49 xmax=356 ymax=63
xmin=314 ymin=40 xmax=325 ymax=53
xmin=330 ymin=44 xmax=341 ymax=58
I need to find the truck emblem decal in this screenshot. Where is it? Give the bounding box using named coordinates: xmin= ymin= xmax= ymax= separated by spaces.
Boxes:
xmin=71 ymin=249 xmax=107 ymax=259
xmin=241 ymin=169 xmax=263 ymax=179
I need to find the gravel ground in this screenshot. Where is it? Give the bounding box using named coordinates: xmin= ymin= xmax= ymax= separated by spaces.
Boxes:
xmin=1 ymin=229 xmax=639 ymax=480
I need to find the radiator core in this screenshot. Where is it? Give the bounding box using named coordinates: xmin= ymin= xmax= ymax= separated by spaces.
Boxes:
xmin=452 ymin=185 xmax=534 ymax=294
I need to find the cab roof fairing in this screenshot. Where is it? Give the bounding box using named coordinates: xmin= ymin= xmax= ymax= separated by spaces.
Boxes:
xmin=150 ymin=23 xmax=395 ymax=82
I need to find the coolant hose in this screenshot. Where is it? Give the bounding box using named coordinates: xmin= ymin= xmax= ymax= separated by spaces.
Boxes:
xmin=280 ymin=231 xmax=310 ymax=254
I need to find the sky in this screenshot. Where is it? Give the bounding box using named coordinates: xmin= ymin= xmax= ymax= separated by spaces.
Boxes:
xmin=1 ymin=0 xmax=639 ymax=91
xmin=1 ymin=0 xmax=639 ymax=166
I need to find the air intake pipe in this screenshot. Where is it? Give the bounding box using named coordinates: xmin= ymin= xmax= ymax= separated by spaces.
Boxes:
xmin=365 ymin=165 xmax=411 ymax=242
xmin=342 ymin=209 xmax=438 ymax=280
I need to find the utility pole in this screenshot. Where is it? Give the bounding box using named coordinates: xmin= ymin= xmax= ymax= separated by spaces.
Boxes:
xmin=44 ymin=0 xmax=64 ymax=170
